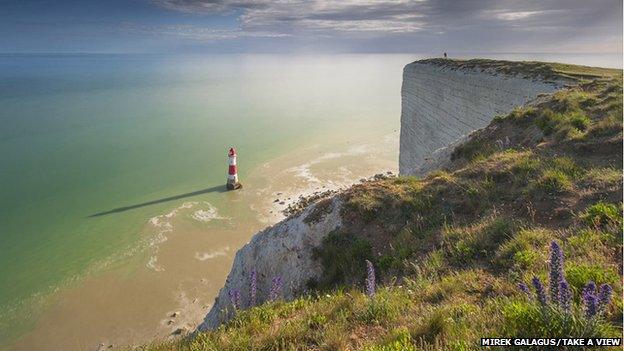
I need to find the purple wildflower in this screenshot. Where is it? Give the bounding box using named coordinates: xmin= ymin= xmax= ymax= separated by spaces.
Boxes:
xmin=531 ymin=276 xmax=548 ymax=306
xmin=583 ymin=292 xmax=598 ymax=318
xmin=269 ymin=276 xmax=282 ymax=301
xmin=581 ymin=281 xmax=599 ymax=318
xmin=549 ymin=241 xmax=564 ymax=304
xmin=583 ymin=281 xmax=597 ymax=297
xmin=597 ymin=284 xmax=613 ymax=313
xmin=558 ymin=280 xmax=572 ymax=312
xmin=228 ymin=289 xmax=241 ymax=310
xmin=518 ymin=282 xmax=532 ymax=299
xmin=249 ymin=268 xmax=257 ymax=307
xmin=365 ymin=260 xmax=376 ymax=297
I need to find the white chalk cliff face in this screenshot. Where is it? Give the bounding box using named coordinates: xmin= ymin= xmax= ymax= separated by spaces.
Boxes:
xmin=199 ymin=59 xmax=566 ymax=330
xmin=399 ymin=61 xmax=562 ymax=175
xmin=198 ymin=199 xmax=343 ymax=330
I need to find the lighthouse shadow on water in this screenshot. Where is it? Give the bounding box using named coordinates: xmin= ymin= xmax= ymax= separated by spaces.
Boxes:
xmin=88 ymin=147 xmax=241 ymax=217
xmin=87 ymin=185 xmax=228 ymax=217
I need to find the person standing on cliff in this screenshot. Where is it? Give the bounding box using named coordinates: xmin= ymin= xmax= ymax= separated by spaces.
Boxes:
xmin=443 ymin=52 xmax=447 ymax=58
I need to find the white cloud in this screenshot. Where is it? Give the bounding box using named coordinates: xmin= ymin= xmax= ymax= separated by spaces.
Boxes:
xmin=298 ymin=19 xmax=423 ymax=33
xmin=145 ymin=0 xmax=622 ymax=53
xmin=153 ymin=0 xmax=427 ymax=35
xmin=493 ymin=11 xmax=542 ymax=21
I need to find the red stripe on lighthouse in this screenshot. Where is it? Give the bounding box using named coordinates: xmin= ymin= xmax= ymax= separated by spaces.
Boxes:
xmin=229 ymin=165 xmax=237 ymax=175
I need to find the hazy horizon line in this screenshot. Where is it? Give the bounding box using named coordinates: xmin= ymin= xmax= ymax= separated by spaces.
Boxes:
xmin=1 ymin=50 xmax=622 ymax=56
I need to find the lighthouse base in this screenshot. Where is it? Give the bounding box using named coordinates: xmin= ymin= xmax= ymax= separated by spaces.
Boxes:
xmin=226 ymin=181 xmax=242 ymax=190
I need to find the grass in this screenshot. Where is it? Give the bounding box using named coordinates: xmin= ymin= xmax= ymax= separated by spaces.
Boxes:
xmin=501 ymin=301 xmax=615 ymax=339
xmin=495 ymin=229 xmax=553 ymax=270
xmin=444 ymin=217 xmax=515 ymax=266
xmin=137 ymin=62 xmax=622 ymax=350
xmin=533 ymin=169 xmax=573 ymax=195
xmin=565 ymin=263 xmax=619 ymax=292
xmin=311 ymin=231 xmax=374 ymax=289
xmin=581 ymin=202 xmax=623 ymax=231
xmin=419 ymin=58 xmax=621 ymax=83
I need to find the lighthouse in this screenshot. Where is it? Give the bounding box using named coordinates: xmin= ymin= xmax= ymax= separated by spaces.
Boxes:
xmin=226 ymin=147 xmax=242 ymax=190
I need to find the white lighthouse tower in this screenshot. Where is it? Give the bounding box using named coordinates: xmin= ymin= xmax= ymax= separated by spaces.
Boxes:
xmin=226 ymin=147 xmax=242 ymax=190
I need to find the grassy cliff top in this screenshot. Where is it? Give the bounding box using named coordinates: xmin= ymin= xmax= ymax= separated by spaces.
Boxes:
xmin=137 ymin=69 xmax=622 ymax=351
xmin=416 ymin=58 xmax=621 ymax=83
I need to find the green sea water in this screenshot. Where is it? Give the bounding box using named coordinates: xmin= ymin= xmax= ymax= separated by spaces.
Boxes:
xmin=0 ymin=54 xmax=411 ymax=341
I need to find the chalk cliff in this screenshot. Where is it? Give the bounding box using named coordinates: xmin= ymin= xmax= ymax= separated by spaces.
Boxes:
xmin=199 ymin=198 xmax=343 ymax=330
xmin=399 ymin=59 xmax=564 ymax=175
xmin=199 ymin=59 xmax=570 ymax=330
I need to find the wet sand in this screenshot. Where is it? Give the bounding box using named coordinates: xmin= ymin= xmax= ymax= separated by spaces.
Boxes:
xmin=8 ymin=131 xmax=398 ymax=351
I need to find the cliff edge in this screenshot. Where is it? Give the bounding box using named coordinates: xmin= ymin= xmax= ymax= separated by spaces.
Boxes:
xmin=398 ymin=59 xmax=570 ymax=176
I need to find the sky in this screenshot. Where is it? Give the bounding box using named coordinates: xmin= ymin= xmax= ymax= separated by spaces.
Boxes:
xmin=1 ymin=0 xmax=622 ymax=54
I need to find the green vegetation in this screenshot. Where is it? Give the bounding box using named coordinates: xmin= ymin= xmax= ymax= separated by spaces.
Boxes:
xmin=137 ymin=61 xmax=622 ymax=350
xmin=311 ymin=231 xmax=374 ymax=289
xmin=581 ymin=202 xmax=623 ymax=231
xmin=502 ymin=302 xmax=614 ymax=339
xmin=421 ymin=58 xmax=621 ymax=83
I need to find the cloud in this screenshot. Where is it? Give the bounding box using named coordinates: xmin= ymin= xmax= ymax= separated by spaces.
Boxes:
xmin=153 ymin=0 xmax=429 ymax=35
xmin=152 ymin=0 xmax=273 ymax=14
xmin=492 ymin=11 xmax=542 ymax=21
xmin=147 ymin=0 xmax=622 ymax=52
xmin=152 ymin=0 xmax=619 ymax=34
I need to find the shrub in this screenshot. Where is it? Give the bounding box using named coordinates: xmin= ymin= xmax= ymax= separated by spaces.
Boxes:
xmin=411 ymin=309 xmax=450 ymax=343
xmin=565 ymin=264 xmax=619 ymax=293
xmin=407 ymin=250 xmax=446 ymax=279
xmin=313 ymin=231 xmax=373 ymax=288
xmin=512 ymin=250 xmax=539 ymax=269
xmin=378 ymin=254 xmax=400 ymax=273
xmin=567 ymin=230 xmax=615 ymax=257
xmin=509 ymin=106 xmax=539 ymax=121
xmin=477 ymin=218 xmax=514 ymax=250
xmin=533 ymin=169 xmax=572 ymax=195
xmin=581 ymin=167 xmax=621 ymax=189
xmin=536 ymin=106 xmax=593 ymax=140
xmin=446 ymin=218 xmax=514 ymax=265
xmin=343 ymin=191 xmax=386 ymax=223
xmin=580 ymin=202 xmax=622 ymax=231
xmin=549 ymin=156 xmax=583 ymax=178
xmin=496 ymin=229 xmax=553 ymax=270
xmin=586 ymin=114 xmax=622 ymax=139
xmin=450 ymin=137 xmax=497 ymax=162
xmin=510 ymin=154 xmax=542 ymax=178
xmin=536 ymin=109 xmax=566 ymax=135
xmin=578 ymin=95 xmax=598 ymax=109
xmin=568 ymin=111 xmax=591 ymax=131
